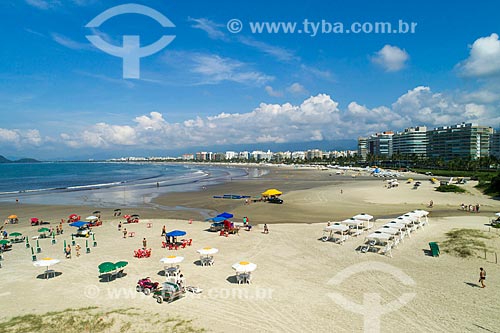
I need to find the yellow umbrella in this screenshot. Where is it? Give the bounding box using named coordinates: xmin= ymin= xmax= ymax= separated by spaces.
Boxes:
xmin=8 ymin=215 xmax=17 ymax=219
xmin=261 ymin=189 xmax=282 ymax=197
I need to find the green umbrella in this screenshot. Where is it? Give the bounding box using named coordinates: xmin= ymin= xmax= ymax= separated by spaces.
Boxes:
xmin=10 ymin=232 xmax=22 ymax=237
xmin=98 ymin=262 xmax=116 ymax=274
xmin=38 ymin=227 xmax=50 ymax=233
xmin=115 ymin=261 xmax=128 ymax=269
xmin=0 ymin=239 xmax=11 ymax=245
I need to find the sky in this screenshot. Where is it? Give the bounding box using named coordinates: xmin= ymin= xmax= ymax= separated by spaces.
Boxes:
xmin=1 ymin=0 xmax=500 ymax=160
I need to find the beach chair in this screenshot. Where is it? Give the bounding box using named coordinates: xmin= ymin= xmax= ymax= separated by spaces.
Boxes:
xmin=429 ymin=242 xmax=440 ymax=257
xmin=180 ymin=242 xmax=187 ymax=249
xmin=167 ymin=243 xmax=174 ymax=250
xmin=187 ymin=239 xmax=192 ymax=246
xmin=380 ymin=244 xmax=393 ymax=258
xmin=162 ymin=241 xmax=167 ymax=248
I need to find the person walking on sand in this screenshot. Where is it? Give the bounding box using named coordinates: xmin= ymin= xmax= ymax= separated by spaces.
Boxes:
xmin=479 ymin=267 xmax=486 ymax=288
xmin=123 ymin=228 xmax=127 ymax=238
xmin=161 ymin=225 xmax=166 ymax=236
xmin=263 ymin=224 xmax=269 ymax=234
xmin=428 ymin=200 xmax=433 ymax=208
xmin=142 ymin=237 xmax=147 ymax=249
xmin=118 ymin=222 xmax=122 ymax=231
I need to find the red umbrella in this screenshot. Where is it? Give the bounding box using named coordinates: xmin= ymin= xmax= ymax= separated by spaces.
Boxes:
xmin=123 ymin=215 xmax=131 ymax=219
xmin=69 ymin=214 xmax=78 ymax=219
xmin=31 ymin=217 xmax=39 ymax=223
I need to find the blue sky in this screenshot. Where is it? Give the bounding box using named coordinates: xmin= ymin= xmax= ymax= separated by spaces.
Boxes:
xmin=1 ymin=0 xmax=500 ymax=159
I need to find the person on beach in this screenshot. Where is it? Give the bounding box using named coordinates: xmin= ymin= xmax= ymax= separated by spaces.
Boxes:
xmin=142 ymin=237 xmax=147 ymax=249
xmin=65 ymin=245 xmax=71 ymax=259
xmin=476 ymin=204 xmax=480 ymax=213
xmin=123 ymin=228 xmax=127 ymax=238
xmin=479 ymin=267 xmax=486 ymax=288
xmin=161 ymin=225 xmax=166 ymax=236
xmin=75 ymin=244 xmax=81 ymax=257
xmin=263 ymin=224 xmax=269 ymax=234
xmin=428 ymin=200 xmax=433 ymax=208
xmin=118 ymin=222 xmax=122 ymax=231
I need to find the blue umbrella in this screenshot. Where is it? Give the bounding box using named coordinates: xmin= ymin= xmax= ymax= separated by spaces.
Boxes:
xmin=166 ymin=230 xmax=186 ymax=237
xmin=208 ymin=216 xmax=226 ymax=222
xmin=217 ymin=212 xmax=233 ymax=219
xmin=69 ymin=221 xmax=90 ymax=228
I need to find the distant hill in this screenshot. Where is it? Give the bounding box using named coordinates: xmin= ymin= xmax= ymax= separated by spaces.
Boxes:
xmin=0 ymin=155 xmax=41 ymax=163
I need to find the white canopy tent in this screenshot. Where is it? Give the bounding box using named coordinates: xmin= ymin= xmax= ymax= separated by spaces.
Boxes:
xmin=323 ymin=224 xmax=350 ymax=244
xmin=341 ymin=218 xmax=364 ymax=236
xmin=352 ymin=213 xmax=374 ymax=230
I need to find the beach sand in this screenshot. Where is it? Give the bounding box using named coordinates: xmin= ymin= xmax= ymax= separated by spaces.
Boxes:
xmin=0 ymin=168 xmax=499 ymax=332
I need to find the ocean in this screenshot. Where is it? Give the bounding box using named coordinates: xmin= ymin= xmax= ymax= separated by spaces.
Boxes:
xmin=0 ymin=162 xmax=259 ymax=207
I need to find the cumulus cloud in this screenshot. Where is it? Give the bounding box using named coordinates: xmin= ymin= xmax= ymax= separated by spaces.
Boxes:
xmin=12 ymin=87 xmax=497 ymax=152
xmin=287 ymin=82 xmax=308 ymax=95
xmin=371 ymin=45 xmax=409 ymax=72
xmin=0 ymin=128 xmax=43 ymax=146
xmin=457 ymin=33 xmax=500 ymax=77
xmin=265 ymin=85 xmax=283 ymax=97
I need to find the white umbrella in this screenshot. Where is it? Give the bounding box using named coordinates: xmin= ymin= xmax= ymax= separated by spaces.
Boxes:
xmin=197 ymin=247 xmax=219 ymax=256
xmin=232 ymin=261 xmax=257 ymax=273
xmin=85 ymin=216 xmax=98 ymax=221
xmin=366 ymin=232 xmax=393 ymax=242
xmin=496 ymin=212 xmax=500 ymax=217
xmin=160 ymin=256 xmax=184 ymax=266
xmin=33 ymin=258 xmax=61 ymax=278
xmin=376 ymin=227 xmax=400 ymax=235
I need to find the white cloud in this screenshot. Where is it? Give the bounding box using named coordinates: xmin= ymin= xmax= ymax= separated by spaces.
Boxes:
xmin=15 ymin=87 xmax=499 ymax=152
xmin=371 ymin=45 xmax=409 ymax=72
xmin=238 ymin=36 xmax=297 ymax=62
xmin=190 ymin=54 xmax=273 ymax=85
xmin=287 ymin=82 xmax=307 ymax=95
xmin=0 ymin=128 xmax=43 ymax=146
xmin=265 ymin=86 xmax=283 ymax=97
xmin=51 ymin=33 xmax=92 ymax=50
xmin=189 ymin=17 xmax=226 ymax=40
xmin=457 ymin=33 xmax=500 ymax=77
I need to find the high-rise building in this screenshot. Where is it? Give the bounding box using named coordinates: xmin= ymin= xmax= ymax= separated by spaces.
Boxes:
xmin=367 ymin=131 xmax=394 ymax=157
xmin=357 ymin=137 xmax=368 ymax=160
xmin=490 ymin=131 xmax=500 ymax=159
xmin=392 ymin=126 xmax=428 ymax=157
xmin=427 ymin=123 xmax=493 ymax=160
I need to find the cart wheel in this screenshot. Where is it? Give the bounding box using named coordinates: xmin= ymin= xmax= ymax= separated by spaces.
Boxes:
xmin=136 ymin=285 xmax=141 ymax=292
xmin=144 ymin=288 xmax=150 ymax=295
xmin=156 ymin=296 xmax=163 ymax=304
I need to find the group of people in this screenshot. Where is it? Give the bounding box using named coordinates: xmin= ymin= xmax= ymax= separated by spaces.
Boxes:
xmin=460 ymin=203 xmax=481 ymax=213
xmin=64 ymin=244 xmax=81 ymax=259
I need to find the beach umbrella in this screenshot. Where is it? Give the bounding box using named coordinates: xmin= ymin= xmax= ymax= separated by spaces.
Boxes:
xmin=131 ymin=214 xmax=140 ymax=217
xmin=217 ymin=212 xmax=233 ymax=219
xmin=69 ymin=221 xmax=90 ymax=228
xmin=232 ymin=261 xmax=257 ymax=273
xmin=114 ymin=209 xmax=121 ymax=212
xmin=197 ymin=247 xmax=219 ymax=257
xmin=160 ymin=256 xmax=184 ymax=266
xmin=92 ymin=210 xmax=101 ymax=214
xmin=38 ymin=227 xmax=50 ymax=233
xmin=98 ymin=262 xmax=116 ymax=273
xmin=208 ymin=216 xmax=226 ymax=222
xmin=115 ymin=261 xmax=128 ymax=269
xmin=0 ymin=239 xmax=11 ymax=245
xmin=495 ymin=212 xmax=500 ymax=217
xmin=261 ymin=189 xmax=282 ymax=197
xmin=69 ymin=214 xmax=78 ymax=219
xmin=85 ymin=216 xmax=98 ymax=221
xmin=9 ymin=232 xmax=22 ymax=237
xmin=33 ymin=257 xmax=60 ymax=278
xmin=123 ymin=214 xmax=131 ymax=219
xmin=165 ymin=230 xmax=186 ymax=237
xmin=31 ymin=217 xmax=39 ymax=224
xmin=8 ymin=215 xmax=17 ymax=219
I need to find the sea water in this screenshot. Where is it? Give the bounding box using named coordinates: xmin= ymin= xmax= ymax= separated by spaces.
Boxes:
xmin=0 ymin=162 xmax=254 ymax=207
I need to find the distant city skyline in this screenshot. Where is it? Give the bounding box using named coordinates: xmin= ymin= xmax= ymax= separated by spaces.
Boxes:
xmin=2 ymin=1 xmax=500 ymax=160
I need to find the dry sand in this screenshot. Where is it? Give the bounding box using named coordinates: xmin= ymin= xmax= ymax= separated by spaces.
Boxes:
xmin=0 ymin=168 xmax=499 ymax=332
